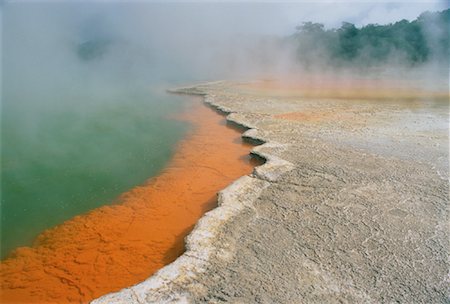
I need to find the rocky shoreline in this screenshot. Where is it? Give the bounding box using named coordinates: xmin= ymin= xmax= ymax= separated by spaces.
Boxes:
xmin=93 ymin=81 xmax=449 ymax=303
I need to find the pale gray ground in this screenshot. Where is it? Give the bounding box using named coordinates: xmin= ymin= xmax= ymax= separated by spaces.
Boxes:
xmin=94 ymin=81 xmax=449 ymax=304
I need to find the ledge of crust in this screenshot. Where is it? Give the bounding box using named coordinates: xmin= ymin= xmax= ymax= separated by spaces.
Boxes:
xmin=92 ymin=84 xmax=295 ymax=304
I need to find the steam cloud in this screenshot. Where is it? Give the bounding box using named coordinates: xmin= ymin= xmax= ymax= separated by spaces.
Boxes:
xmin=3 ymin=1 xmax=449 ymax=91
xmin=1 ymin=0 xmax=449 ymax=258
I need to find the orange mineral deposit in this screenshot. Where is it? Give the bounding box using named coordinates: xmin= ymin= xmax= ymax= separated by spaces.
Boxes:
xmin=1 ymin=97 xmax=260 ymax=303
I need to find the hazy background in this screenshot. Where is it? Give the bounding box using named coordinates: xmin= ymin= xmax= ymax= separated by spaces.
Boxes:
xmin=1 ymin=1 xmax=448 ymax=258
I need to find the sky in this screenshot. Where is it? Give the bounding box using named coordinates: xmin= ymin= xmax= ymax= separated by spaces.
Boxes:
xmin=2 ymin=1 xmax=449 ymax=30
xmin=280 ymin=1 xmax=448 ymax=30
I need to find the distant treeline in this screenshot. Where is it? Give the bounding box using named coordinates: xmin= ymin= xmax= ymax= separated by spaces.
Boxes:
xmin=290 ymin=9 xmax=449 ymax=67
xmin=77 ymin=39 xmax=111 ymax=61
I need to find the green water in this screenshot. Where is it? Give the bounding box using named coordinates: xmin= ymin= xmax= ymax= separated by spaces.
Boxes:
xmin=1 ymin=2 xmax=215 ymax=259
xmin=1 ymin=89 xmax=190 ymax=258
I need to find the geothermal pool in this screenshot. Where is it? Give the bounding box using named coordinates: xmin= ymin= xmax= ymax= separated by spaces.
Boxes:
xmin=1 ymin=88 xmax=190 ymax=259
xmin=1 ymin=96 xmax=259 ymax=303
xmin=0 ymin=4 xmax=260 ymax=302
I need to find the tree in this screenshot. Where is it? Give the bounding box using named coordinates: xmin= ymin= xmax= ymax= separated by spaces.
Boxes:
xmin=289 ymin=9 xmax=449 ymax=67
xmin=336 ymin=22 xmax=360 ymax=60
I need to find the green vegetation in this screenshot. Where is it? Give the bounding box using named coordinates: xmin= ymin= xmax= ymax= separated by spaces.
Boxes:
xmin=77 ymin=39 xmax=111 ymax=61
xmin=291 ymin=9 xmax=449 ymax=67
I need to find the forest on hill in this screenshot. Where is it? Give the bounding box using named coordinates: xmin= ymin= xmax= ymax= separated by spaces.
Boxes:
xmin=290 ymin=9 xmax=449 ymax=67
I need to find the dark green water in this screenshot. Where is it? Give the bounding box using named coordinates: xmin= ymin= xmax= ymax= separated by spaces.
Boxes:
xmin=1 ymin=2 xmax=225 ymax=259
xmin=0 ymin=2 xmax=201 ymax=259
xmin=1 ymin=88 xmax=190 ymax=259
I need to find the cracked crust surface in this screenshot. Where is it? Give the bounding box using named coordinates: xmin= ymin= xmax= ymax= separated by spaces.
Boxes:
xmin=94 ymin=81 xmax=449 ymax=303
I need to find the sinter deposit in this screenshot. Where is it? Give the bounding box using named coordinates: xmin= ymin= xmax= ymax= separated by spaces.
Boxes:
xmin=94 ymin=80 xmax=449 ymax=303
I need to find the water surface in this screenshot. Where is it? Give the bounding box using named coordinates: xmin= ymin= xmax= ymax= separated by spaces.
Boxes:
xmin=1 ymin=87 xmax=190 ymax=258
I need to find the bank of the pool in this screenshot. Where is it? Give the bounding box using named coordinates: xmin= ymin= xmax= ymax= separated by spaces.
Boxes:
xmin=92 ymin=84 xmax=293 ymax=304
